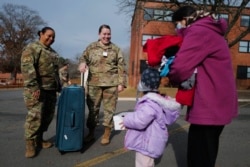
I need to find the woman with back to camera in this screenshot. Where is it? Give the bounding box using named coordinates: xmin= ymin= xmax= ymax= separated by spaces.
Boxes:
xmin=168 ymin=6 xmax=238 ymax=167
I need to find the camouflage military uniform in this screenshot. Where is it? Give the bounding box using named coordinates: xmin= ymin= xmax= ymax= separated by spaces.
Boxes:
xmin=79 ymin=41 xmax=127 ymax=129
xmin=21 ymin=41 xmax=61 ymax=140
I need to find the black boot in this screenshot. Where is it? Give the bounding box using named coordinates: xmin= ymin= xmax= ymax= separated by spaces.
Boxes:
xmin=84 ymin=128 xmax=95 ymax=143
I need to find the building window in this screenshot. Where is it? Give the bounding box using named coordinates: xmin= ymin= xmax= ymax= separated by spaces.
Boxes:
xmin=142 ymin=34 xmax=162 ymax=45
xmin=241 ymin=15 xmax=250 ymax=27
xmin=248 ymin=68 xmax=250 ymax=78
xmin=237 ymin=66 xmax=250 ymax=79
xmin=218 ymin=14 xmax=229 ymax=22
xmin=144 ymin=8 xmax=173 ymax=21
xmin=144 ymin=8 xmax=153 ymax=20
xmin=140 ymin=60 xmax=148 ymax=74
xmin=239 ymin=41 xmax=250 ymax=53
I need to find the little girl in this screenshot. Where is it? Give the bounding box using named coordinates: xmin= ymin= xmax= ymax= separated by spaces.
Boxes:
xmin=122 ymin=67 xmax=181 ymax=167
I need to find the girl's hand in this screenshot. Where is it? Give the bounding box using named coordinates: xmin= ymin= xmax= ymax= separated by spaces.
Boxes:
xmin=119 ymin=121 xmax=126 ymax=130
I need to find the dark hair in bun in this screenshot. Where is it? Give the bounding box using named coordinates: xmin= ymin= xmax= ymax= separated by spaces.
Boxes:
xmin=37 ymin=26 xmax=55 ymax=37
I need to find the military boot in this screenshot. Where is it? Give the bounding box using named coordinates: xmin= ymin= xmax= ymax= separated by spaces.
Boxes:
xmin=100 ymin=127 xmax=111 ymax=145
xmin=84 ymin=128 xmax=95 ymax=143
xmin=25 ymin=139 xmax=36 ymax=158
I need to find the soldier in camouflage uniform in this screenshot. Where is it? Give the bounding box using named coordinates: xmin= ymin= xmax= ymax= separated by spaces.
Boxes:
xmin=21 ymin=27 xmax=62 ymax=158
xmin=78 ymin=24 xmax=127 ymax=145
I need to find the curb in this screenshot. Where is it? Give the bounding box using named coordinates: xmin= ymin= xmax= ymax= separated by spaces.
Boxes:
xmin=118 ymin=97 xmax=137 ymax=101
xmin=238 ymin=99 xmax=250 ymax=102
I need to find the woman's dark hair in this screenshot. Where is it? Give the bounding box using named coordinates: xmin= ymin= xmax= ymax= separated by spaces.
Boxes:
xmin=164 ymin=45 xmax=179 ymax=58
xmin=37 ymin=26 xmax=55 ymax=37
xmin=98 ymin=24 xmax=111 ymax=34
xmin=172 ymin=6 xmax=196 ymax=22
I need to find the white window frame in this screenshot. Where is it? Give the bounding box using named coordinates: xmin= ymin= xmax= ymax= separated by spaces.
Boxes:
xmin=142 ymin=34 xmax=162 ymax=46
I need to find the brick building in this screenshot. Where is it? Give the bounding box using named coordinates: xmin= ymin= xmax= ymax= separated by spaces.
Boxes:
xmin=0 ymin=72 xmax=23 ymax=85
xmin=128 ymin=1 xmax=250 ymax=89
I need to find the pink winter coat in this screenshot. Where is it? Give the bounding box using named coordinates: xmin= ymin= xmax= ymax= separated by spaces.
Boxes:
xmin=168 ymin=16 xmax=238 ymax=125
xmin=123 ymin=93 xmax=181 ymax=158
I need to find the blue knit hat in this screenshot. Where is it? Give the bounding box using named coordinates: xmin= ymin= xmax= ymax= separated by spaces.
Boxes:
xmin=137 ymin=67 xmax=160 ymax=92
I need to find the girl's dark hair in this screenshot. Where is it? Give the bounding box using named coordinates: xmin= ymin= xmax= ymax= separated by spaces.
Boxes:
xmin=37 ymin=26 xmax=55 ymax=37
xmin=172 ymin=6 xmax=196 ymax=22
xmin=98 ymin=24 xmax=111 ymax=34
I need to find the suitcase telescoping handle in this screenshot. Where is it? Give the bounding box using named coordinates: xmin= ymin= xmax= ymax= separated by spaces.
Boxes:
xmin=80 ymin=72 xmax=84 ymax=87
xmin=80 ymin=69 xmax=88 ymax=87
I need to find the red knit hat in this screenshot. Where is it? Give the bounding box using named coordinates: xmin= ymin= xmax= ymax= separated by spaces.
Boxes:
xmin=143 ymin=35 xmax=183 ymax=66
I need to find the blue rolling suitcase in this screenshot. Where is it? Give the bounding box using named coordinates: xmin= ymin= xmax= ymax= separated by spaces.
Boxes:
xmin=55 ymin=74 xmax=85 ymax=153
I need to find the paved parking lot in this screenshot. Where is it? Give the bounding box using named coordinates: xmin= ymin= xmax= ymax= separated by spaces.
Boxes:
xmin=0 ymin=89 xmax=250 ymax=167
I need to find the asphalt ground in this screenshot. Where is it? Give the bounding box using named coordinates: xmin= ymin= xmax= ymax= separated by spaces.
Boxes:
xmin=0 ymin=89 xmax=250 ymax=167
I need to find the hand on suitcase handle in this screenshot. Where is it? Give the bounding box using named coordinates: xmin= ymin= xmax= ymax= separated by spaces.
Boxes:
xmin=78 ymin=62 xmax=87 ymax=73
xmin=118 ymin=85 xmax=124 ymax=92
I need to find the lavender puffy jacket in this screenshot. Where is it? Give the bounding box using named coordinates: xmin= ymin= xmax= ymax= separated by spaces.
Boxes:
xmin=123 ymin=93 xmax=181 ymax=158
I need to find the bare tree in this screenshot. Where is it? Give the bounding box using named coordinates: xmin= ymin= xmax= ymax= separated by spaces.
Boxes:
xmin=0 ymin=3 xmax=46 ymax=83
xmin=116 ymin=0 xmax=250 ymax=48
xmin=122 ymin=46 xmax=130 ymax=72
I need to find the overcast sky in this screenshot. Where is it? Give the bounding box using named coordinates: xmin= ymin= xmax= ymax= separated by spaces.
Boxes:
xmin=0 ymin=0 xmax=131 ymax=60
